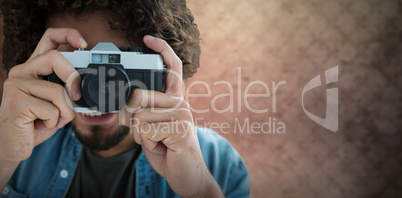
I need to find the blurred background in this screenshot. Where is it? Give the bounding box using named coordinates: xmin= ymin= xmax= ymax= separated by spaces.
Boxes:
xmin=185 ymin=0 xmax=402 ymax=197
xmin=0 ymin=17 xmax=5 ymax=104
xmin=0 ymin=0 xmax=401 ymax=197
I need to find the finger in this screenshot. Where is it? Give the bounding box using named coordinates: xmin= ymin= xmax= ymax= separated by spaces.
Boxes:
xmin=17 ymin=94 xmax=61 ymax=130
xmin=10 ymin=50 xmax=81 ymax=101
xmin=123 ymin=89 xmax=186 ymax=112
xmin=130 ymin=119 xmax=177 ymax=148
xmin=34 ymin=127 xmax=59 ymax=146
xmin=121 ymin=90 xmax=189 ymax=126
xmin=122 ymin=107 xmax=184 ymax=137
xmin=133 ymin=107 xmax=191 ymax=124
xmin=15 ymin=79 xmax=75 ymax=128
xmin=139 ymin=121 xmax=195 ymax=153
xmin=124 ymin=106 xmax=189 ymax=133
xmin=34 ymin=119 xmax=51 ymax=131
xmin=30 ymin=28 xmax=87 ymax=59
xmin=143 ymin=35 xmax=183 ymax=97
xmin=139 ymin=122 xmax=171 ymax=154
xmin=129 ymin=117 xmax=143 ymax=145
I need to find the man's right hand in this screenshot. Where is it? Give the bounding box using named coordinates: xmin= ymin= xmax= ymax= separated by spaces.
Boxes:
xmin=0 ymin=28 xmax=86 ymax=173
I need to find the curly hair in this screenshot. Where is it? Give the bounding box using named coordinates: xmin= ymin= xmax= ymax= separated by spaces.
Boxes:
xmin=0 ymin=0 xmax=201 ymax=79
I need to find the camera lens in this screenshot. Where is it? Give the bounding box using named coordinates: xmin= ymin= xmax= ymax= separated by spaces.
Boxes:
xmin=82 ymin=64 xmax=130 ymax=112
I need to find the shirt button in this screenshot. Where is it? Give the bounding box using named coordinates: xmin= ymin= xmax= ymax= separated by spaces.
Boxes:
xmin=60 ymin=169 xmax=69 ymax=178
xmin=2 ymin=186 xmax=9 ymax=195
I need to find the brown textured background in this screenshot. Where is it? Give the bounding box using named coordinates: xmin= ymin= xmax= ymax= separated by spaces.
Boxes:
xmin=185 ymin=0 xmax=402 ymax=197
xmin=0 ymin=17 xmax=5 ymax=104
xmin=0 ymin=0 xmax=401 ymax=197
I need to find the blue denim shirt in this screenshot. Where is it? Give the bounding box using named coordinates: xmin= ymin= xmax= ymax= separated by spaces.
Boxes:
xmin=2 ymin=126 xmax=250 ymax=198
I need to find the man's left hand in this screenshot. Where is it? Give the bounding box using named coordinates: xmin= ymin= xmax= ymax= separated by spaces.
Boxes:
xmin=121 ymin=35 xmax=224 ymax=198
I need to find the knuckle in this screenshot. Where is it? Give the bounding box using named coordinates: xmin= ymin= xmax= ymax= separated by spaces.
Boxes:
xmin=46 ymin=49 xmax=62 ymax=60
xmin=177 ymin=120 xmax=193 ymax=132
xmin=37 ymin=81 xmax=65 ymax=102
xmin=45 ymin=28 xmax=56 ymax=34
xmin=49 ymin=106 xmax=60 ymax=119
xmin=132 ymin=89 xmax=143 ymax=99
xmin=131 ymin=89 xmax=144 ymax=107
xmin=63 ymin=109 xmax=75 ymax=121
xmin=161 ymin=39 xmax=168 ymax=45
xmin=48 ymin=83 xmax=73 ymax=118
xmin=51 ymin=83 xmax=66 ymax=97
xmin=43 ymin=28 xmax=54 ymax=36
xmin=178 ymin=98 xmax=190 ymax=109
xmin=132 ymin=111 xmax=145 ymax=122
xmin=178 ymin=108 xmax=193 ymax=120
xmin=159 ymin=39 xmax=169 ymax=49
xmin=54 ymin=86 xmax=69 ymax=103
xmin=3 ymin=78 xmax=18 ymax=89
xmin=42 ymin=102 xmax=59 ymax=118
xmin=173 ymin=56 xmax=182 ymax=66
xmin=64 ymin=28 xmax=79 ymax=36
xmin=8 ymin=65 xmax=22 ymax=77
xmin=5 ymin=90 xmax=25 ymax=107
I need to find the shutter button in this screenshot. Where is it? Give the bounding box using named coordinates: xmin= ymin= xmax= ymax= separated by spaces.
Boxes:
xmin=60 ymin=169 xmax=69 ymax=178
xmin=2 ymin=187 xmax=9 ymax=195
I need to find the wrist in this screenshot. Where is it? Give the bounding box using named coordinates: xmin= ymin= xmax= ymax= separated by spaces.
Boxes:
xmin=183 ymin=168 xmax=224 ymax=198
xmin=0 ymin=160 xmax=19 ymax=191
xmin=203 ymin=174 xmax=225 ymax=198
xmin=0 ymin=152 xmax=23 ymax=168
xmin=0 ymin=159 xmax=19 ymax=173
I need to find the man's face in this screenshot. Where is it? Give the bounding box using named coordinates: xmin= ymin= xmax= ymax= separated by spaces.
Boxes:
xmin=47 ymin=10 xmax=133 ymax=151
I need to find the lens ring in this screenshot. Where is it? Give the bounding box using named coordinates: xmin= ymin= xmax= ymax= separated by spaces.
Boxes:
xmin=82 ymin=64 xmax=131 ymax=112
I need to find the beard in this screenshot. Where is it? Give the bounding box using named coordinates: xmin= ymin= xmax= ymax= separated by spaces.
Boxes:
xmin=71 ymin=124 xmax=130 ymax=151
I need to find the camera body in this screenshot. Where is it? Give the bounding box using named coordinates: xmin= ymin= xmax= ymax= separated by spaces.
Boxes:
xmin=48 ymin=42 xmax=164 ymax=113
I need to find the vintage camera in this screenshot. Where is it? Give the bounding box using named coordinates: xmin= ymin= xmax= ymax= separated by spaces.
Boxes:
xmin=48 ymin=42 xmax=164 ymax=113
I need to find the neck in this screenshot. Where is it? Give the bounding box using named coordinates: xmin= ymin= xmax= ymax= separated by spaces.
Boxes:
xmin=93 ymin=135 xmax=136 ymax=158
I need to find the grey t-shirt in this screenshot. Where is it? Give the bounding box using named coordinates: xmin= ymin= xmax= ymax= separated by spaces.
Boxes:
xmin=66 ymin=144 xmax=142 ymax=198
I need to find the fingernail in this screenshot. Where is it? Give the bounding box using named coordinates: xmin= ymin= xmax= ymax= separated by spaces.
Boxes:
xmin=79 ymin=38 xmax=87 ymax=48
xmin=146 ymin=35 xmax=156 ymax=40
xmin=76 ymin=90 xmax=82 ymax=100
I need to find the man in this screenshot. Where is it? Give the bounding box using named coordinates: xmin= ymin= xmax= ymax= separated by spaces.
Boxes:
xmin=0 ymin=0 xmax=249 ymax=197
